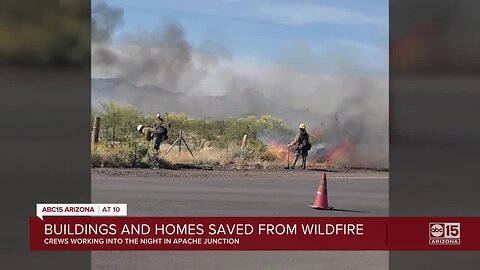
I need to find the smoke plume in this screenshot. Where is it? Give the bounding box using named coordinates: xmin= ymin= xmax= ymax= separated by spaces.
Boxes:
xmin=308 ymin=78 xmax=389 ymax=168
xmin=92 ymin=2 xmax=124 ymax=44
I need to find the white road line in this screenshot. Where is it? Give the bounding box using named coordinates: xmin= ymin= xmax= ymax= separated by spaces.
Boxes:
xmin=329 ymin=176 xmax=389 ymax=179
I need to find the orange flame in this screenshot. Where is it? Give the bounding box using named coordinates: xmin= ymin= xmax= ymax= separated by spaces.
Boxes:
xmin=267 ymin=144 xmax=291 ymax=161
xmin=268 ymin=140 xmax=368 ymax=167
xmin=325 ymin=140 xmax=353 ymax=163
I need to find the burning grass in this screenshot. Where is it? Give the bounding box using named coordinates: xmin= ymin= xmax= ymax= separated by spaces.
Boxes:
xmin=265 ymin=139 xmax=383 ymax=170
xmin=91 ymin=139 xmax=385 ymax=171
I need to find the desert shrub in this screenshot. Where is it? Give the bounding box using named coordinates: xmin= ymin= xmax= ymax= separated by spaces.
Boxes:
xmin=91 ymin=141 xmax=171 ymax=168
xmin=96 ymin=102 xmax=145 ymax=145
xmin=101 ymin=151 xmax=126 ymax=167
xmin=124 ymin=140 xmax=150 ymax=168
xmin=91 ymin=149 xmax=102 ymax=167
xmin=247 ymin=140 xmax=268 ymax=155
xmin=141 ymin=147 xmax=172 ymax=169
xmin=259 ymin=151 xmax=277 ymax=162
xmin=232 ymin=148 xmax=255 ymax=160
xmin=163 ymin=113 xmax=289 ymax=148
xmin=92 ymin=102 xmax=294 ymax=165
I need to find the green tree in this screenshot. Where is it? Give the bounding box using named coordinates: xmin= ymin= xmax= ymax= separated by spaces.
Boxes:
xmin=96 ymin=102 xmax=144 ymax=145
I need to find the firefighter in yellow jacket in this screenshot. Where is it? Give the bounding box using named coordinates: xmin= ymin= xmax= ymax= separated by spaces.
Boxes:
xmin=137 ymin=125 xmax=154 ymax=142
xmin=288 ymin=123 xmax=311 ymax=169
xmin=136 ymin=116 xmax=169 ymax=152
xmin=136 ymin=124 xmax=167 ymax=152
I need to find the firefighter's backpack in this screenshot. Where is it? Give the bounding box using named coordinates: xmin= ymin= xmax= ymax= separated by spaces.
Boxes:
xmin=145 ymin=130 xmax=153 ymax=141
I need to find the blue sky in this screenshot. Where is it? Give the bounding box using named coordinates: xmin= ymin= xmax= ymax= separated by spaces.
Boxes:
xmin=101 ymin=0 xmax=388 ymax=74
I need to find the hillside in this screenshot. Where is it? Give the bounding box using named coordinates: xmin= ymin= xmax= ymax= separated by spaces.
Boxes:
xmin=91 ymin=78 xmax=324 ymax=128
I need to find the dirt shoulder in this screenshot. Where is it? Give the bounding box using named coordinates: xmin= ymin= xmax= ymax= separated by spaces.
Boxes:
xmin=91 ymin=167 xmax=389 ymax=179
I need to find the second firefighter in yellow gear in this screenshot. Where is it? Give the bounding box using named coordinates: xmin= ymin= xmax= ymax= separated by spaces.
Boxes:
xmin=288 ymin=123 xmax=311 ymax=169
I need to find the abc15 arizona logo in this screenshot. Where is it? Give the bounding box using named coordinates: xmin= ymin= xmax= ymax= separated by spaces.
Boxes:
xmin=429 ymin=223 xmax=461 ymax=245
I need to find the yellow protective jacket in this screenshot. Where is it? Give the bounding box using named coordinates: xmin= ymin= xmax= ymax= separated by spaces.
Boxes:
xmin=141 ymin=126 xmax=154 ymax=141
xmin=292 ymin=130 xmax=309 ymax=146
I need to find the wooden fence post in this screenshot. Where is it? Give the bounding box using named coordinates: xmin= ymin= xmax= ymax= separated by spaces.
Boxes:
xmin=91 ymin=116 xmax=101 ymax=144
xmin=241 ymin=134 xmax=247 ymax=149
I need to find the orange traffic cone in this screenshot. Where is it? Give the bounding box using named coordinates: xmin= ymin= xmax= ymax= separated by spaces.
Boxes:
xmin=309 ymin=172 xmax=333 ymax=210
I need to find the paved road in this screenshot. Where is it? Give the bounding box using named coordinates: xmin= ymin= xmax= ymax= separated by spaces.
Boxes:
xmin=92 ymin=251 xmax=387 ymax=270
xmin=92 ymin=170 xmax=388 ymax=269
xmin=92 ymin=171 xmax=388 ymax=216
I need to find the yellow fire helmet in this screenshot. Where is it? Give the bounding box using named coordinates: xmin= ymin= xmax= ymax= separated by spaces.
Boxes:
xmin=136 ymin=125 xmax=143 ymax=132
xmin=299 ymin=123 xmax=306 ymax=129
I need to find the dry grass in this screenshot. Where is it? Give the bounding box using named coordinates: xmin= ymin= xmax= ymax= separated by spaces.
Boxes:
xmin=159 ymin=143 xmax=284 ymax=169
xmin=91 ymin=141 xmax=337 ymax=170
xmin=161 ymin=144 xmax=227 ymax=165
